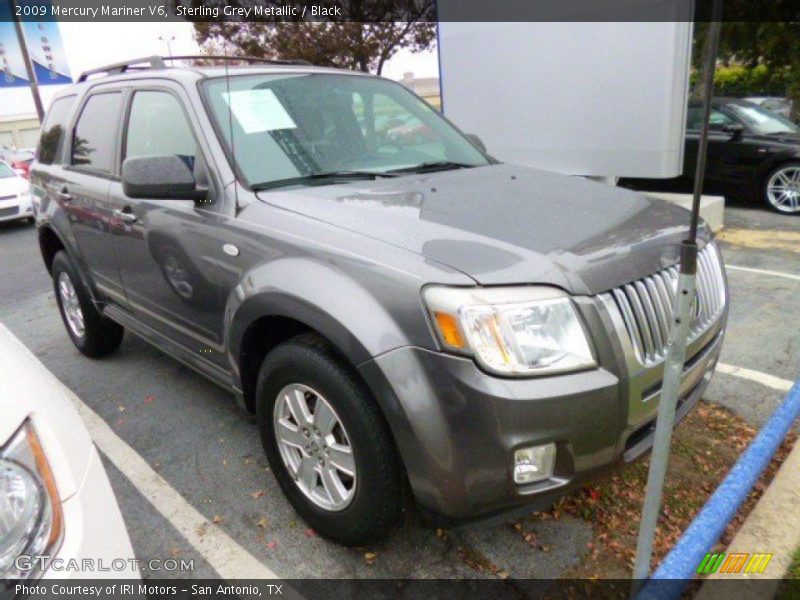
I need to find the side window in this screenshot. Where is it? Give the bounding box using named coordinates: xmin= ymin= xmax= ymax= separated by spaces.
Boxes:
xmin=125 ymin=91 xmax=196 ymax=171
xmin=71 ymin=92 xmax=123 ymax=173
xmin=686 ymin=108 xmax=733 ymax=131
xmin=37 ymin=95 xmax=76 ymax=165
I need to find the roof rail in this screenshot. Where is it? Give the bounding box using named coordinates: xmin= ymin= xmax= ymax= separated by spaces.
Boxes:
xmin=77 ymin=56 xmax=167 ymax=82
xmin=76 ymin=54 xmax=313 ymax=82
xmin=165 ymin=55 xmax=313 ymax=66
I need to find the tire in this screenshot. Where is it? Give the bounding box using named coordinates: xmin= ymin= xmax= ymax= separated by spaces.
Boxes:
xmin=256 ymin=333 xmax=402 ymax=546
xmin=763 ymin=163 xmax=800 ymax=215
xmin=52 ymin=251 xmax=124 ymax=358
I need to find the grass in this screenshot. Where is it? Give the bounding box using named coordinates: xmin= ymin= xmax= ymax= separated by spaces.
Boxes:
xmin=776 ymin=547 xmax=800 ymax=600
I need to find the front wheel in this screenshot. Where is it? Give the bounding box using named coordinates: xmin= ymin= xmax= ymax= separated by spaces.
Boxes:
xmin=764 ymin=163 xmax=800 ymax=215
xmin=256 ymin=333 xmax=402 ymax=546
xmin=52 ymin=251 xmax=124 ymax=357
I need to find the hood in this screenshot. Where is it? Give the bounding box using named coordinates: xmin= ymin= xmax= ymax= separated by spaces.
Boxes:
xmin=0 ymin=174 xmax=27 ymax=196
xmin=259 ymin=164 xmax=706 ymax=295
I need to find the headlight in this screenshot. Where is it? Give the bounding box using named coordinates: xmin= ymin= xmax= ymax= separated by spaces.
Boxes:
xmin=0 ymin=421 xmax=63 ymax=579
xmin=424 ymin=286 xmax=596 ymax=376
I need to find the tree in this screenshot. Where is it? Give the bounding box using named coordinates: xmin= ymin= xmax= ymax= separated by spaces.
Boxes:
xmin=691 ymin=1 xmax=800 ymax=117
xmin=191 ymin=2 xmax=436 ymax=75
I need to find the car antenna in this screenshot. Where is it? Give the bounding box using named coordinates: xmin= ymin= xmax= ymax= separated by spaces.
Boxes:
xmin=223 ymin=30 xmax=241 ymax=213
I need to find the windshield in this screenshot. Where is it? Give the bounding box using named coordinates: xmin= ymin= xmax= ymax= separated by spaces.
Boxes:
xmin=0 ymin=162 xmax=15 ymax=178
xmin=202 ymin=73 xmax=489 ymax=189
xmin=728 ymin=103 xmax=800 ymax=136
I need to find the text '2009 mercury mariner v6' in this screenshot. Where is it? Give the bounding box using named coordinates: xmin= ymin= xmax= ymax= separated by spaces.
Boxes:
xmin=31 ymin=56 xmax=727 ymax=545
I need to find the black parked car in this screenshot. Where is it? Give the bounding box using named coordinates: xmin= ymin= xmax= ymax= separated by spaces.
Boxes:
xmin=622 ymin=98 xmax=800 ymax=215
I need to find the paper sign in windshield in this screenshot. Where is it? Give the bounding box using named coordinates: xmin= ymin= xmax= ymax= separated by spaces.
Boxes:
xmin=222 ymin=89 xmax=297 ymax=134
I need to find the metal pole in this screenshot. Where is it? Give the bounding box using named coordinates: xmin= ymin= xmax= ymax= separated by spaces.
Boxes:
xmin=11 ymin=0 xmax=45 ymax=123
xmin=631 ymin=1 xmax=723 ymax=590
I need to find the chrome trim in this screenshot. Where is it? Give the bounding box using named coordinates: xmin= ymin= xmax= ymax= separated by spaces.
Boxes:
xmin=609 ymin=243 xmax=726 ymax=365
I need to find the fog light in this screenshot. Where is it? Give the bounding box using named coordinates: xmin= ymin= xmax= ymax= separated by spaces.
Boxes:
xmin=514 ymin=443 xmax=556 ymax=484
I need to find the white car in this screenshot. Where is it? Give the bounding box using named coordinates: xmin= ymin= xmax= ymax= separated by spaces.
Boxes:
xmin=0 ymin=161 xmax=33 ymax=224
xmin=0 ymin=324 xmax=138 ymax=581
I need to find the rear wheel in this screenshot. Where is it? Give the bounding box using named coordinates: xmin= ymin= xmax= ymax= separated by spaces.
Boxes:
xmin=256 ymin=333 xmax=402 ymax=546
xmin=764 ymin=163 xmax=800 ymax=214
xmin=52 ymin=251 xmax=124 ymax=357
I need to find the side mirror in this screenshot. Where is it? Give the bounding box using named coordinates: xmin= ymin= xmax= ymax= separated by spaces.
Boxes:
xmin=464 ymin=133 xmax=487 ymax=153
xmin=723 ymin=123 xmax=744 ymax=141
xmin=122 ymin=155 xmax=206 ymax=201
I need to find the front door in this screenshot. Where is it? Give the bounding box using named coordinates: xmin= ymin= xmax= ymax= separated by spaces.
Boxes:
xmin=111 ymin=87 xmax=227 ymax=365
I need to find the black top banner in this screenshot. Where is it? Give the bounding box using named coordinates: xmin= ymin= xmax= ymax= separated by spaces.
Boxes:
xmin=6 ymin=0 xmax=800 ymax=23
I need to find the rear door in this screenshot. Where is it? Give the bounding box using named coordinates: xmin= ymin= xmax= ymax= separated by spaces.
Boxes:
xmin=62 ymin=90 xmax=129 ymax=305
xmin=110 ymin=84 xmax=227 ymax=363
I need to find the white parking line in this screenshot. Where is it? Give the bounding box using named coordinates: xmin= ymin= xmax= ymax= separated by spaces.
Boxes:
xmin=715 ymin=363 xmax=794 ymax=393
xmin=726 ymin=264 xmax=800 ymax=283
xmin=71 ymin=397 xmax=279 ymax=580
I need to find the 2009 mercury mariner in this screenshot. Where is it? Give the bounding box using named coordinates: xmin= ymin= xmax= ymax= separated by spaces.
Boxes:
xmin=31 ymin=56 xmax=727 ymax=545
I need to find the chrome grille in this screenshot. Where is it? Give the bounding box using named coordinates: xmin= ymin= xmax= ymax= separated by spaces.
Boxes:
xmin=611 ymin=243 xmax=725 ymax=364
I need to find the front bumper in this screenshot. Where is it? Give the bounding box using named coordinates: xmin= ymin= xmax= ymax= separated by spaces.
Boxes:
xmin=358 ymin=317 xmax=725 ymax=521
xmin=0 ymin=194 xmax=33 ymax=222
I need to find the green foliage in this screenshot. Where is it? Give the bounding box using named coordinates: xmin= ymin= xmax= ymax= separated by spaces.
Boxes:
xmin=690 ymin=64 xmax=790 ymax=97
xmin=693 ymin=18 xmax=800 ymax=116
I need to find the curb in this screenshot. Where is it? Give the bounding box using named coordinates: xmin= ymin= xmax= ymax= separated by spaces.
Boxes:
xmin=696 ymin=435 xmax=800 ymax=599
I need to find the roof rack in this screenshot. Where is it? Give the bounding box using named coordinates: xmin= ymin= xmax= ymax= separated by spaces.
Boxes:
xmin=78 ymin=56 xmax=167 ymax=82
xmin=77 ymin=54 xmax=312 ymax=82
xmin=166 ymin=55 xmax=313 ymax=66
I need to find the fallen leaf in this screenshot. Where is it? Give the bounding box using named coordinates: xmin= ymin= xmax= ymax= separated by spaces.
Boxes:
xmin=212 ymin=515 xmax=223 ymax=524
xmin=257 ymin=518 xmax=269 ymax=529
xmin=497 ymin=571 xmax=509 ymax=579
xmin=144 ymin=395 xmax=155 ymax=404
xmin=304 ymin=528 xmax=316 ymax=538
xmin=266 ymin=540 xmax=277 ymax=549
xmin=250 ymin=490 xmax=265 ymax=499
xmin=118 ymin=405 xmax=126 ymax=412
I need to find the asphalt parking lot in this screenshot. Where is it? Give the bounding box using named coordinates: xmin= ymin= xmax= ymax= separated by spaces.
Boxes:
xmin=1 ymin=197 xmax=798 ymax=580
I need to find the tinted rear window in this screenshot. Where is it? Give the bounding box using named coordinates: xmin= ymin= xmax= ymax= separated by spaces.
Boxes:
xmin=37 ymin=95 xmax=76 ymax=165
xmin=71 ymin=92 xmax=123 ymax=174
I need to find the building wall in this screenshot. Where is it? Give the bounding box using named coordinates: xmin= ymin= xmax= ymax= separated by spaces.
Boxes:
xmin=0 ymin=116 xmax=41 ymax=151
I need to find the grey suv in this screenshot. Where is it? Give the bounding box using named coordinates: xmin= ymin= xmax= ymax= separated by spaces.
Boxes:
xmin=31 ymin=56 xmax=728 ymax=546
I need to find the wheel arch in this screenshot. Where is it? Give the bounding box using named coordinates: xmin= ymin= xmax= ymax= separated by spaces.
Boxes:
xmin=38 ymin=224 xmax=66 ymax=273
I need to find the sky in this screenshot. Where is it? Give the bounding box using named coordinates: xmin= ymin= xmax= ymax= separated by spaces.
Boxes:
xmin=1 ymin=21 xmax=439 ymax=118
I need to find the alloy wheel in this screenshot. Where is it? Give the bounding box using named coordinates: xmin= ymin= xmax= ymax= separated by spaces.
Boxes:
xmin=766 ymin=166 xmax=800 ymax=213
xmin=273 ymin=383 xmax=356 ymax=511
xmin=57 ymin=272 xmax=85 ymax=338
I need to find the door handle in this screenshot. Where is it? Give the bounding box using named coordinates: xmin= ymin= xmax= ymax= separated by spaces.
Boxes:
xmin=57 ymin=187 xmax=71 ymax=204
xmin=112 ymin=208 xmax=137 ymax=223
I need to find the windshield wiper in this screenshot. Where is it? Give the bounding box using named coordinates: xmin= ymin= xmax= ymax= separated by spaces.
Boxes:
xmin=252 ymin=170 xmax=398 ymax=191
xmin=386 ymin=161 xmax=474 ymax=174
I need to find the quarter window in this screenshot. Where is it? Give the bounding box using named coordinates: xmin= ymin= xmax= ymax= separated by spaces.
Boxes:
xmin=71 ymin=92 xmax=123 ymax=173
xmin=125 ymin=91 xmax=196 ymax=170
xmin=37 ymin=95 xmax=76 ymax=165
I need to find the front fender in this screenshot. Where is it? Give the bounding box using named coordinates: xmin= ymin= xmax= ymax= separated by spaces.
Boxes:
xmin=225 ymin=257 xmax=430 ymax=385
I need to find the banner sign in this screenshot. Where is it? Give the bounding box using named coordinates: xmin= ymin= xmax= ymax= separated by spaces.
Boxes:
xmin=0 ymin=0 xmax=71 ymax=88
xmin=0 ymin=1 xmax=29 ymax=87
